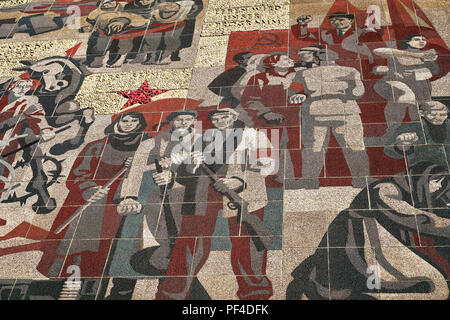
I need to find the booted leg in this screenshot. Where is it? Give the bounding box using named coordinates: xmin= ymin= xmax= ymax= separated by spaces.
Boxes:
xmin=26 ymin=279 xmax=65 ymax=300
xmin=155 ymin=205 xmax=219 ymax=299
xmin=124 ymin=37 xmax=142 ymax=63
xmin=343 ymin=150 xmax=370 ymax=188
xmin=299 ymin=119 xmax=328 ymax=188
xmin=79 ymin=279 xmax=101 ymax=300
xmin=155 ymin=236 xmax=213 ymax=300
xmin=188 ymin=278 xmax=211 ymax=300
xmin=105 ymin=278 xmax=137 ymax=300
xmin=85 ymin=56 xmax=105 ymax=68
xmin=141 ymin=53 xmax=155 ymax=65
xmin=228 ymin=209 xmax=273 ymax=300
xmin=20 ymin=134 xmax=56 ymax=214
xmin=85 ymin=31 xmax=109 ymax=68
xmin=170 ymin=50 xmax=181 ymax=61
xmin=106 ymin=53 xmax=122 ymax=67
xmin=300 ymin=149 xmax=324 ymax=189
xmin=339 ymin=116 xmax=370 ymax=188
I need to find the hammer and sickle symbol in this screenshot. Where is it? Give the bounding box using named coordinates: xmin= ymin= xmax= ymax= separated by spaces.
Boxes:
xmin=252 ymin=33 xmax=282 ymax=47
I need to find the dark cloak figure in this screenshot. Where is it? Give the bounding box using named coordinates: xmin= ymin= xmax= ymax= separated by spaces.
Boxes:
xmin=207 ymin=52 xmax=253 ymax=108
xmin=286 ymin=162 xmax=450 ymax=300
xmin=12 ymin=56 xmax=95 ymax=156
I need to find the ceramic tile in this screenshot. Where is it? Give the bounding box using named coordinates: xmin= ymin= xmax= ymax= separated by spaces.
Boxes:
xmin=0 ymin=0 xmax=449 ymax=301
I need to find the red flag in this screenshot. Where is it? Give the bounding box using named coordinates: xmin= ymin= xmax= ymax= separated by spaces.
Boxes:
xmin=386 ymin=0 xmax=430 ymax=39
xmin=385 ymin=0 xmax=450 ymax=79
xmin=65 ymin=42 xmax=82 ymax=58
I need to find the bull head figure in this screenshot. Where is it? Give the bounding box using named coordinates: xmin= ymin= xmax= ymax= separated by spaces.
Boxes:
xmin=13 ymin=57 xmax=86 ymax=105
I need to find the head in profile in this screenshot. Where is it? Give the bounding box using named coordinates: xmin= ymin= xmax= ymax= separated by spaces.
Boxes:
xmin=233 ymin=52 xmax=253 ymax=68
xmin=136 ymin=0 xmax=156 ymax=8
xmin=399 ymin=34 xmax=428 ymax=50
xmin=408 ymin=161 xmax=449 ymax=213
xmin=297 ymin=45 xmax=322 ymax=66
xmin=262 ymin=53 xmax=295 ymax=73
xmin=155 ymin=2 xmax=182 ymax=20
xmin=245 ymin=54 xmax=269 ymax=73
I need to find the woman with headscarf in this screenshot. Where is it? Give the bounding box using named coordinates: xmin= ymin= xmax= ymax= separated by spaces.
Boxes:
xmin=37 ymin=112 xmax=147 ymax=283
xmin=286 ymin=161 xmax=450 ymax=300
xmin=102 ymin=109 xmax=197 ymax=299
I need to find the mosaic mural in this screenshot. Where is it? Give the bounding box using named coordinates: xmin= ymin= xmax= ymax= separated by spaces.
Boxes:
xmin=0 ymin=0 xmax=449 ymax=300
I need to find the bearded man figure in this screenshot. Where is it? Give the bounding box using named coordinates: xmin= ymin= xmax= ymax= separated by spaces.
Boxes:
xmin=384 ymin=100 xmax=449 ymax=168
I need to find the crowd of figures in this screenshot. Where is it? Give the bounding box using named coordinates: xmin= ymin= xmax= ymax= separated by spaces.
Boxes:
xmin=0 ymin=0 xmax=449 ymax=300
xmin=0 ymin=0 xmax=204 ymax=67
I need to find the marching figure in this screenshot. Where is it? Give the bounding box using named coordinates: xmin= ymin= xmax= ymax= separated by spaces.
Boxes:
xmin=153 ymin=108 xmax=276 ymax=300
xmin=241 ymin=52 xmax=306 ymax=182
xmin=208 ymin=52 xmax=253 ymax=108
xmin=293 ymin=12 xmax=384 ymax=67
xmin=104 ymin=110 xmax=197 ymax=299
xmin=138 ymin=1 xmax=195 ymax=65
xmin=287 ymin=161 xmax=450 ymax=300
xmin=82 ymin=0 xmax=151 ymax=68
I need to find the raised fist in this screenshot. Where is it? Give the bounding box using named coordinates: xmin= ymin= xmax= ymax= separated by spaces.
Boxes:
xmin=396 ymin=132 xmax=419 ymax=146
xmin=422 ymin=50 xmax=438 ymax=61
xmin=289 ymin=94 xmax=307 ymax=105
xmin=297 ymin=15 xmax=312 ymax=25
xmin=117 ymin=198 xmax=142 ymax=216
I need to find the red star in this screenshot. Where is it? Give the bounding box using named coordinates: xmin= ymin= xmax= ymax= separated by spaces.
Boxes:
xmin=117 ymin=81 xmax=168 ymax=109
